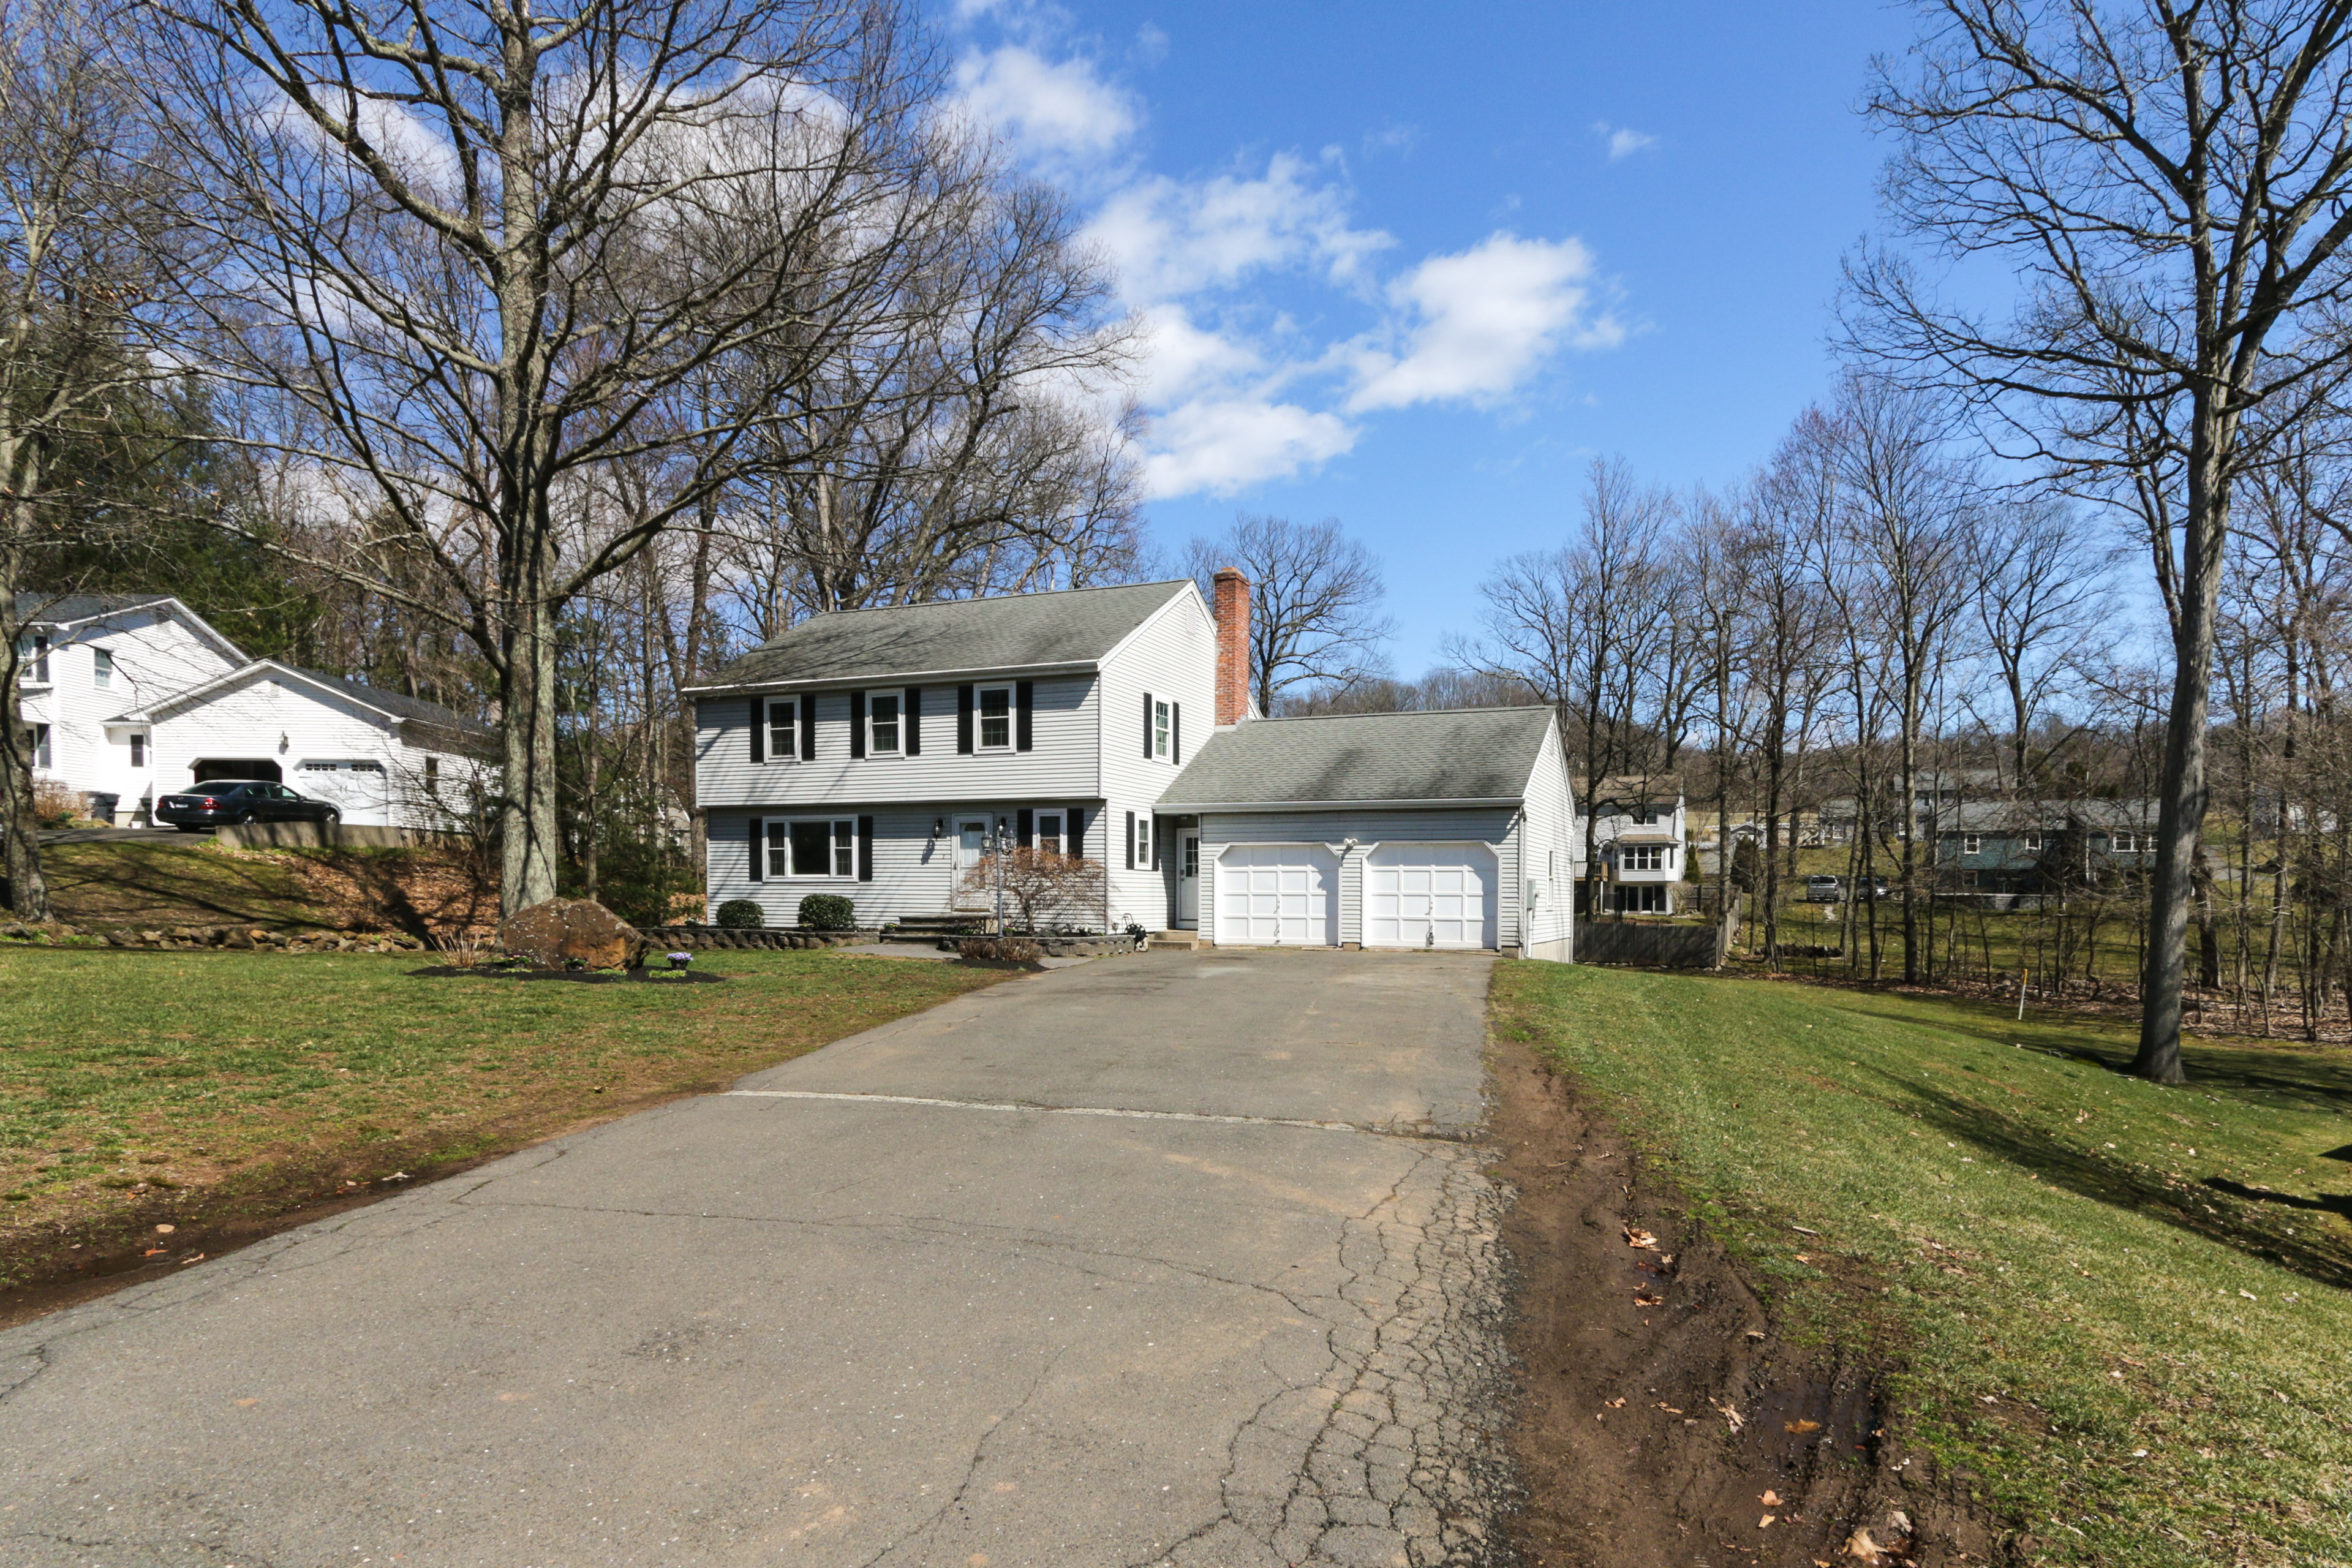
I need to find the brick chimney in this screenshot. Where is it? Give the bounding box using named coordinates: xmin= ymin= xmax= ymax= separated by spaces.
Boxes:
xmin=1212 ymin=567 xmax=1251 ymax=725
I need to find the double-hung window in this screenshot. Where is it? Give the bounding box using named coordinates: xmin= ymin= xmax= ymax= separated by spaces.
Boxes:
xmin=767 ymin=697 xmax=797 ymax=760
xmin=92 ymin=647 xmax=112 ymax=689
xmin=31 ymin=723 xmax=50 ymax=768
xmin=869 ymin=692 xmax=901 ymax=755
xmin=1133 ymin=814 xmax=1153 ymax=869
xmin=129 ymin=732 xmax=147 ymax=767
xmin=2023 ymin=832 xmax=2044 ymax=853
xmin=774 ymin=818 xmax=855 ymax=878
xmin=977 ymin=685 xmax=1012 ymax=750
xmin=16 ymin=634 xmax=48 ymax=682
xmin=1621 ymin=844 xmax=1665 ymax=872
xmin=1961 ymin=834 xmax=1981 ymax=855
xmin=1152 ymin=698 xmax=1171 ymax=760
xmin=1630 ymin=805 xmax=1658 ymax=826
xmin=1037 ymin=811 xmax=1064 ymax=855
xmin=2111 ymin=831 xmax=2140 ymax=853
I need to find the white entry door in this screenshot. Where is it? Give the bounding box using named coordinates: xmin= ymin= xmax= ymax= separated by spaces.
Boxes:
xmin=1214 ymin=843 xmax=1337 ymax=946
xmin=1365 ymin=843 xmax=1498 ymax=949
xmin=1175 ymin=832 xmax=1200 ymax=927
xmin=952 ymin=818 xmax=990 ymax=908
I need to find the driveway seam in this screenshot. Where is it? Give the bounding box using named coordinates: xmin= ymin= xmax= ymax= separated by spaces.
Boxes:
xmin=722 ymin=1088 xmax=1470 ymax=1140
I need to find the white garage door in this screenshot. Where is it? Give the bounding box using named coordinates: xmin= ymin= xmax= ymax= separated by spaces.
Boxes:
xmin=1214 ymin=843 xmax=1338 ymax=946
xmin=1366 ymin=843 xmax=1498 ymax=949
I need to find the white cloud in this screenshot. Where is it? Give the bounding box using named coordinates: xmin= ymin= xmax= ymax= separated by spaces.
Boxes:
xmin=1143 ymin=398 xmax=1358 ymax=498
xmin=1593 ymin=121 xmax=1657 ymax=160
xmin=1346 ymin=233 xmax=1621 ymax=412
xmin=954 ymin=45 xmax=1136 ymax=158
xmin=1134 ymin=304 xmax=1265 ymax=403
xmin=1086 ymin=152 xmax=1392 ymax=303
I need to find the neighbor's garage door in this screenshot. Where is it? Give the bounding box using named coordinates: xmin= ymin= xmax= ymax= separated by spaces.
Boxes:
xmin=1365 ymin=843 xmax=1498 ymax=949
xmin=1214 ymin=843 xmax=1338 ymax=946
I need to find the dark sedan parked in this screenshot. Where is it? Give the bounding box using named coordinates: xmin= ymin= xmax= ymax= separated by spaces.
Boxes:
xmin=155 ymin=780 xmax=342 ymax=832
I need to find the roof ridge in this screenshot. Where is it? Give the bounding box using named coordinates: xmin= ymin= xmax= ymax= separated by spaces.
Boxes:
xmin=1245 ymin=705 xmax=1556 ymax=724
xmin=780 ymin=579 xmax=1191 ymax=625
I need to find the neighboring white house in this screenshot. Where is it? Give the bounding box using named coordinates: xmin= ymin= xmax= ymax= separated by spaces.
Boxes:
xmin=1574 ymin=776 xmax=1689 ymax=915
xmin=686 ymin=571 xmax=1576 ymax=959
xmin=15 ymin=593 xmax=494 ymax=828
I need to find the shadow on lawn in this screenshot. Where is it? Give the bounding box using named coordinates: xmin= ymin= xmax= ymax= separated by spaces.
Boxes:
xmin=1826 ymin=987 xmax=2352 ymax=1118
xmin=45 ymin=842 xmax=332 ymax=928
xmin=1900 ymin=1078 xmax=2352 ymax=1295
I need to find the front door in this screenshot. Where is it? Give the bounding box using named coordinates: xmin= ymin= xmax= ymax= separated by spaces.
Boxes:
xmin=1175 ymin=833 xmax=1200 ymax=927
xmin=952 ymin=818 xmax=990 ymax=908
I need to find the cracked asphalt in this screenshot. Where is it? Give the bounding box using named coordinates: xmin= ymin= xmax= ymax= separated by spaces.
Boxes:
xmin=0 ymin=948 xmax=1512 ymax=1567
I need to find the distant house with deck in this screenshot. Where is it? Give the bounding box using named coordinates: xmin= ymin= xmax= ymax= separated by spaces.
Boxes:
xmin=1573 ymin=775 xmax=1688 ymax=914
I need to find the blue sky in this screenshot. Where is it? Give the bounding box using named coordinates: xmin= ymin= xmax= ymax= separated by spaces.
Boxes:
xmin=944 ymin=1 xmax=1925 ymax=671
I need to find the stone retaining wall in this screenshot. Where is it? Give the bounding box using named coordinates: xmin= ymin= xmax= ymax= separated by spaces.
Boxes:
xmin=636 ymin=924 xmax=878 ymax=951
xmin=0 ymin=920 xmax=427 ymax=954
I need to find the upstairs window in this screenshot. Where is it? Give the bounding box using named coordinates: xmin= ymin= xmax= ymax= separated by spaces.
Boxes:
xmin=767 ymin=697 xmax=797 ymax=760
xmin=16 ymin=634 xmax=48 ymax=682
xmin=1620 ymin=844 xmax=1666 ymax=872
xmin=978 ymin=685 xmax=1012 ymax=750
xmin=1153 ymin=698 xmax=1172 ymax=760
xmin=1630 ymin=805 xmax=1659 ymax=825
xmin=869 ymin=692 xmax=901 ymax=755
xmin=92 ymin=647 xmax=113 ymax=689
xmin=2023 ymin=832 xmax=2044 ymax=853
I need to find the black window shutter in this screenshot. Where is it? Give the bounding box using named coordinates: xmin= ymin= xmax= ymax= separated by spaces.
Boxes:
xmin=1016 ymin=680 xmax=1034 ymax=751
xmin=801 ymin=698 xmax=815 ymax=761
xmin=748 ymin=816 xmax=763 ymax=882
xmin=905 ymin=688 xmax=921 ymax=755
xmin=1068 ymin=805 xmax=1086 ymax=853
xmin=1125 ymin=810 xmax=1136 ymax=869
xmin=1017 ymin=808 xmax=1034 ymax=848
xmin=750 ymin=699 xmax=764 ymax=764
xmin=957 ymin=684 xmax=975 ymax=753
xmin=1143 ymin=692 xmax=1155 ymax=759
xmin=1172 ymin=703 xmax=1182 ymax=764
xmin=857 ymin=815 xmax=874 ymax=882
xmin=850 ymin=691 xmax=867 ymax=758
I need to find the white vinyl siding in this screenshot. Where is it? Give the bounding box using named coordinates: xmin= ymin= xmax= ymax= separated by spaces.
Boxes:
xmin=696 ymin=676 xmax=1102 ymax=810
xmin=707 ymin=803 xmax=1109 ymax=929
xmin=16 ymin=604 xmax=245 ymax=812
xmin=1518 ymin=724 xmax=1575 ymax=959
xmin=1099 ymin=591 xmax=1217 ymax=932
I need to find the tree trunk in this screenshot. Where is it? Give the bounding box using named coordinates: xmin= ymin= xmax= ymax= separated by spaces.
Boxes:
xmin=0 ymin=503 xmax=51 ymax=921
xmin=2135 ymin=420 xmax=2230 ymax=1085
xmin=499 ymin=590 xmax=562 ymax=915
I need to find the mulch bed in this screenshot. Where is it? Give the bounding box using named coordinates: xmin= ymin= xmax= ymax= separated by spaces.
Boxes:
xmin=407 ymin=965 xmax=726 ymax=984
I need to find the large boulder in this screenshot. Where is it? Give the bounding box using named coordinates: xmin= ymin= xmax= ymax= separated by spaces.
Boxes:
xmin=496 ymin=897 xmax=649 ymax=971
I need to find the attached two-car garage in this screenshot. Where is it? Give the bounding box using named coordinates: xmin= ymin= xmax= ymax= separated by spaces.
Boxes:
xmin=1207 ymin=840 xmax=1498 ymax=950
xmin=1159 ymin=706 xmax=1575 ymax=962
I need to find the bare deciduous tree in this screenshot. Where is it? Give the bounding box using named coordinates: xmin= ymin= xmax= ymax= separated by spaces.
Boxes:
xmin=1185 ymin=513 xmax=1393 ymax=715
xmin=0 ymin=0 xmax=188 ymax=918
xmin=1852 ymin=0 xmax=2352 ymax=1080
xmin=149 ymin=0 xmax=942 ymax=914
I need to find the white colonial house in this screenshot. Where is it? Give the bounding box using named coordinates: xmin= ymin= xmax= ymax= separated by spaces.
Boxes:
xmin=1574 ymin=775 xmax=1690 ymax=915
xmin=687 ymin=571 xmax=1576 ymax=958
xmin=15 ymin=593 xmax=494 ymax=828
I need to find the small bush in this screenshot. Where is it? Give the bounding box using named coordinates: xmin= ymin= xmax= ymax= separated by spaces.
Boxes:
xmin=797 ymin=893 xmax=856 ymax=931
xmin=714 ymin=899 xmax=765 ymax=929
xmin=958 ymin=935 xmax=1044 ymax=966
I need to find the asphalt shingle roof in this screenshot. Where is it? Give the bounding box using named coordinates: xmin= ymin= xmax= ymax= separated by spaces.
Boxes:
xmin=695 ymin=581 xmax=1194 ymax=690
xmin=1939 ymin=798 xmax=2157 ymax=833
xmin=1158 ymin=707 xmax=1558 ymax=809
xmin=282 ymin=666 xmax=494 ymax=737
xmin=15 ymin=592 xmax=176 ymax=625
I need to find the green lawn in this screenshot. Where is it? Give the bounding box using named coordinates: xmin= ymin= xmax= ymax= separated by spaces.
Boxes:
xmin=1493 ymin=963 xmax=2352 ymax=1568
xmin=0 ymin=947 xmax=1004 ymax=1283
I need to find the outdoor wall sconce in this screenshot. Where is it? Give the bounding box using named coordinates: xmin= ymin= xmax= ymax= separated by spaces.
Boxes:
xmin=931 ymin=818 xmax=944 ymax=839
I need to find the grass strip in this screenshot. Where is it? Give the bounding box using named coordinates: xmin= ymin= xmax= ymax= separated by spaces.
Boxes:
xmin=0 ymin=946 xmax=1005 ymax=1281
xmin=1492 ymin=962 xmax=2352 ymax=1568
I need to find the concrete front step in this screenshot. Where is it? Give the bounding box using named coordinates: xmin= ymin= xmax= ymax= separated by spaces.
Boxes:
xmin=1152 ymin=930 xmax=1203 ymax=949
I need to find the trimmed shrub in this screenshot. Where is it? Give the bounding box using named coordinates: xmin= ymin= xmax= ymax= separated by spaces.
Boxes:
xmin=714 ymin=899 xmax=765 ymax=929
xmin=797 ymin=893 xmax=856 ymax=931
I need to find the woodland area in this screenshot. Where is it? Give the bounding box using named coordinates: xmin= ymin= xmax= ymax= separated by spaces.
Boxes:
xmin=9 ymin=0 xmax=2352 ymax=1084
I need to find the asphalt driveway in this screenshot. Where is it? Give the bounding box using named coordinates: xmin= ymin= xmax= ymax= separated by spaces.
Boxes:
xmin=0 ymin=949 xmax=1509 ymax=1567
